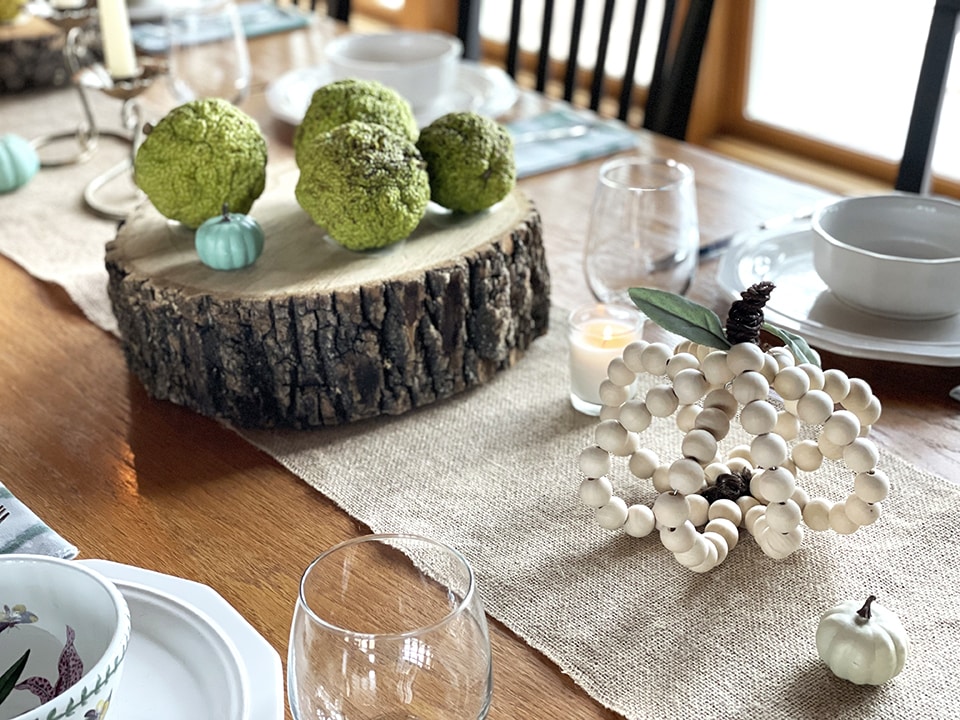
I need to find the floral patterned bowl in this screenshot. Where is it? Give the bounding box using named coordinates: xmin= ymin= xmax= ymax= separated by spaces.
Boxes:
xmin=0 ymin=555 xmax=130 ymax=720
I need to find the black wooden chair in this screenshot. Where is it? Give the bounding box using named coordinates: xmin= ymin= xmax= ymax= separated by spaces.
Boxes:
xmin=458 ymin=0 xmax=715 ymax=140
xmin=895 ymin=0 xmax=960 ymax=194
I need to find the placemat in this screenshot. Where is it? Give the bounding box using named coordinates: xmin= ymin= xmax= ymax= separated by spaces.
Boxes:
xmin=4 ymin=87 xmax=960 ymax=720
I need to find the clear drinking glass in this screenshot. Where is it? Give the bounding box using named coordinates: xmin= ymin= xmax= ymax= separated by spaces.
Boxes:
xmin=288 ymin=534 xmax=494 ymax=720
xmin=584 ymin=157 xmax=700 ymax=305
xmin=164 ymin=0 xmax=251 ymax=105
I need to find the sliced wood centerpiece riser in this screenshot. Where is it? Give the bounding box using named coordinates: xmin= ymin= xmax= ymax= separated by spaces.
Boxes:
xmin=105 ymin=161 xmax=551 ymax=429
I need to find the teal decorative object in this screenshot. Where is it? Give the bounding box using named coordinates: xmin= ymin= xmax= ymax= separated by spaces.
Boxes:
xmin=0 ymin=134 xmax=40 ymax=194
xmin=195 ymin=204 xmax=265 ymax=270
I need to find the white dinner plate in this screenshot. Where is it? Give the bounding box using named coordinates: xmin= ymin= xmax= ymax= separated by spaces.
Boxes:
xmin=716 ymin=220 xmax=960 ymax=366
xmin=265 ymin=61 xmax=519 ymax=127
xmin=79 ymin=559 xmax=284 ymax=720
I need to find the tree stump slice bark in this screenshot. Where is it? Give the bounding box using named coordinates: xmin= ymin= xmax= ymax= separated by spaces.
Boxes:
xmin=105 ymin=161 xmax=551 ymax=429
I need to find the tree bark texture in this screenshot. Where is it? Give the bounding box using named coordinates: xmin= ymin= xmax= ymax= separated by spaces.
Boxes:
xmin=105 ymin=165 xmax=551 ymax=429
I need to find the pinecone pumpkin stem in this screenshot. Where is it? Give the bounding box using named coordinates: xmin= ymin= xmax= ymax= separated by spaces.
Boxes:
xmin=725 ymin=281 xmax=775 ymax=345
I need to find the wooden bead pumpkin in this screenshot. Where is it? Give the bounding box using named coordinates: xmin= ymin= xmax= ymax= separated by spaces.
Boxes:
xmin=0 ymin=134 xmax=40 ymax=194
xmin=816 ymin=595 xmax=908 ymax=685
xmin=195 ymin=203 xmax=265 ymax=271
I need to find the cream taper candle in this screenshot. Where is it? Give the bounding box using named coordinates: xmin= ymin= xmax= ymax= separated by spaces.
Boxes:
xmin=568 ymin=303 xmax=643 ymax=415
xmin=97 ymin=0 xmax=138 ymax=79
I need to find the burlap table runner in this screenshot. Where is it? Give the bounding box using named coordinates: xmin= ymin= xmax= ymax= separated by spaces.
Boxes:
xmin=4 ymin=87 xmax=960 ymax=720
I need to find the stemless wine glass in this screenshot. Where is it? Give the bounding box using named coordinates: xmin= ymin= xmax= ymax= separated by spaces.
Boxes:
xmin=584 ymin=157 xmax=700 ymax=305
xmin=288 ymin=534 xmax=493 ymax=720
xmin=163 ymin=0 xmax=251 ymax=105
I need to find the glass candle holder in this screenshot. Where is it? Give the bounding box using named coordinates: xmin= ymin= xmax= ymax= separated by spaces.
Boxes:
xmin=568 ymin=303 xmax=643 ymax=416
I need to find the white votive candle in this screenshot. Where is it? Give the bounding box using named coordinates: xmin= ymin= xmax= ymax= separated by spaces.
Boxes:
xmin=568 ymin=303 xmax=643 ymax=416
xmin=97 ymin=0 xmax=138 ymax=79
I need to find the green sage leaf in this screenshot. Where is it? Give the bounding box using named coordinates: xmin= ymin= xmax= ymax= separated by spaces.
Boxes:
xmin=764 ymin=322 xmax=821 ymax=367
xmin=0 ymin=649 xmax=30 ymax=705
xmin=629 ymin=287 xmax=731 ymax=349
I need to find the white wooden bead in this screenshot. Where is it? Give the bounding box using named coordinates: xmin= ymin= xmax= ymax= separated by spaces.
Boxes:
xmin=759 ymin=525 xmax=803 ymax=559
xmin=842 ymin=378 xmax=873 ymax=412
xmin=673 ymin=368 xmax=709 ymax=404
xmin=619 ymin=400 xmax=652 ymax=432
xmin=765 ymin=499 xmax=802 ymax=532
xmin=694 ymin=407 xmax=731 ymax=441
xmin=823 ymin=409 xmax=861 ymax=446
xmin=782 ymin=398 xmax=799 ymax=416
xmin=760 ymin=352 xmax=779 ymax=383
xmin=660 ymin=520 xmax=698 ymax=552
xmin=748 ymin=473 xmax=769 ymax=503
xmin=843 ymin=437 xmax=879 ymax=473
xmin=613 ymin=431 xmax=641 ymax=457
xmin=817 ymin=432 xmax=845 ymax=461
xmin=607 ymin=357 xmax=637 ymax=386
xmin=796 ymin=389 xmax=834 ymax=425
xmin=802 ymin=497 xmax=833 ymax=531
xmin=701 ymin=350 xmax=734 ymax=387
xmin=751 ymin=432 xmax=789 ymax=468
xmin=676 ymin=404 xmax=701 ymax=432
xmin=790 ymin=485 xmax=809 ymax=509
xmin=688 ymin=539 xmax=720 ymax=573
xmin=797 ymin=362 xmax=825 ymax=390
xmin=751 ymin=516 xmax=769 ymax=539
xmin=695 ymin=343 xmax=714 ymax=362
xmin=769 ymin=346 xmax=796 ymax=369
xmin=653 ymin=491 xmax=690 ymax=526
xmin=599 ymin=403 xmax=621 ymax=421
xmin=821 ymin=368 xmax=851 ymax=403
xmin=704 ymin=462 xmax=731 ymax=482
xmin=686 ymin=493 xmax=710 ymax=527
xmin=598 ymin=379 xmax=631 ymax=408
xmin=621 ymin=340 xmax=649 ymax=373
xmin=726 ymin=457 xmax=754 ymax=474
xmin=596 ymin=497 xmax=629 ymax=529
xmin=674 ymin=340 xmax=694 ymax=355
xmin=727 ymin=444 xmax=753 ymax=462
xmin=579 ymin=476 xmax=614 ymax=507
xmin=772 ymin=365 xmax=810 ymax=400
xmin=853 ymin=395 xmax=882 ymax=427
xmin=743 ymin=505 xmax=767 ymax=534
xmin=781 ymin=458 xmax=798 ymax=477
xmin=673 ymin=534 xmax=710 ymax=567
xmin=623 ymin=504 xmax=656 ymax=537
xmin=705 ymin=518 xmax=739 ymax=551
xmin=732 ymin=371 xmax=770 ymax=405
xmin=736 ymin=495 xmax=761 ymax=524
xmin=681 ymin=428 xmax=718 ymax=464
xmin=628 ymin=448 xmax=659 ymax=479
xmin=579 ymin=445 xmax=610 ymax=477
xmin=703 ymin=388 xmax=739 ymax=419
xmin=828 ymin=502 xmax=859 ymax=534
xmin=727 ymin=342 xmax=766 ymax=374
xmin=645 ymin=384 xmax=679 ymax=417
xmin=666 ymin=352 xmax=700 ymax=379
xmin=844 ymin=493 xmax=881 ymax=526
xmin=791 ymin=440 xmax=823 ymax=472
xmin=652 ymin=464 xmax=673 ymax=492
xmin=739 ymin=399 xmax=778 ymax=435
xmin=755 ymin=466 xmax=796 ymax=502
xmin=703 ymin=530 xmax=729 ymax=564
xmin=595 ymin=419 xmax=628 ymax=453
xmin=854 ymin=469 xmax=890 ymax=503
xmin=669 ymin=457 xmax=705 ymax=494
xmin=707 ymin=498 xmax=742 ymax=525
xmin=640 ymin=342 xmax=673 ymax=376
xmin=774 ymin=411 xmax=800 ymax=441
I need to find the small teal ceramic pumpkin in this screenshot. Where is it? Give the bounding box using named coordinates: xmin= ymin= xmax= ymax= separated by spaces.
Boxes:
xmin=195 ymin=203 xmax=265 ymax=270
xmin=0 ymin=134 xmax=40 ymax=194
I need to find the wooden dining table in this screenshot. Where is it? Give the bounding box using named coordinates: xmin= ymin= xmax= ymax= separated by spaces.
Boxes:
xmin=2 ymin=15 xmax=959 ymax=720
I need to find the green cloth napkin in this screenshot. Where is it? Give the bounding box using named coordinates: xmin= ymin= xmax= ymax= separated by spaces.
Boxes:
xmin=507 ymin=109 xmax=639 ymax=178
xmin=0 ymin=481 xmax=77 ymax=558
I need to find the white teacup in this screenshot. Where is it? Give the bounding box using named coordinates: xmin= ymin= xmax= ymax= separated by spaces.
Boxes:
xmin=325 ymin=31 xmax=463 ymax=111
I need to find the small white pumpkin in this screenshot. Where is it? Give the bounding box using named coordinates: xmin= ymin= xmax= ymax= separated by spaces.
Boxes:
xmin=816 ymin=595 xmax=908 ymax=685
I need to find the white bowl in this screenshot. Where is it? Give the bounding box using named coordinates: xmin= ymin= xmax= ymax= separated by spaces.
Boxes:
xmin=0 ymin=555 xmax=130 ymax=720
xmin=325 ymin=31 xmax=463 ymax=111
xmin=811 ymin=194 xmax=960 ymax=320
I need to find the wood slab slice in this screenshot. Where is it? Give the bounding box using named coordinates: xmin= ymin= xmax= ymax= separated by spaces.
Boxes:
xmin=105 ymin=161 xmax=551 ymax=428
